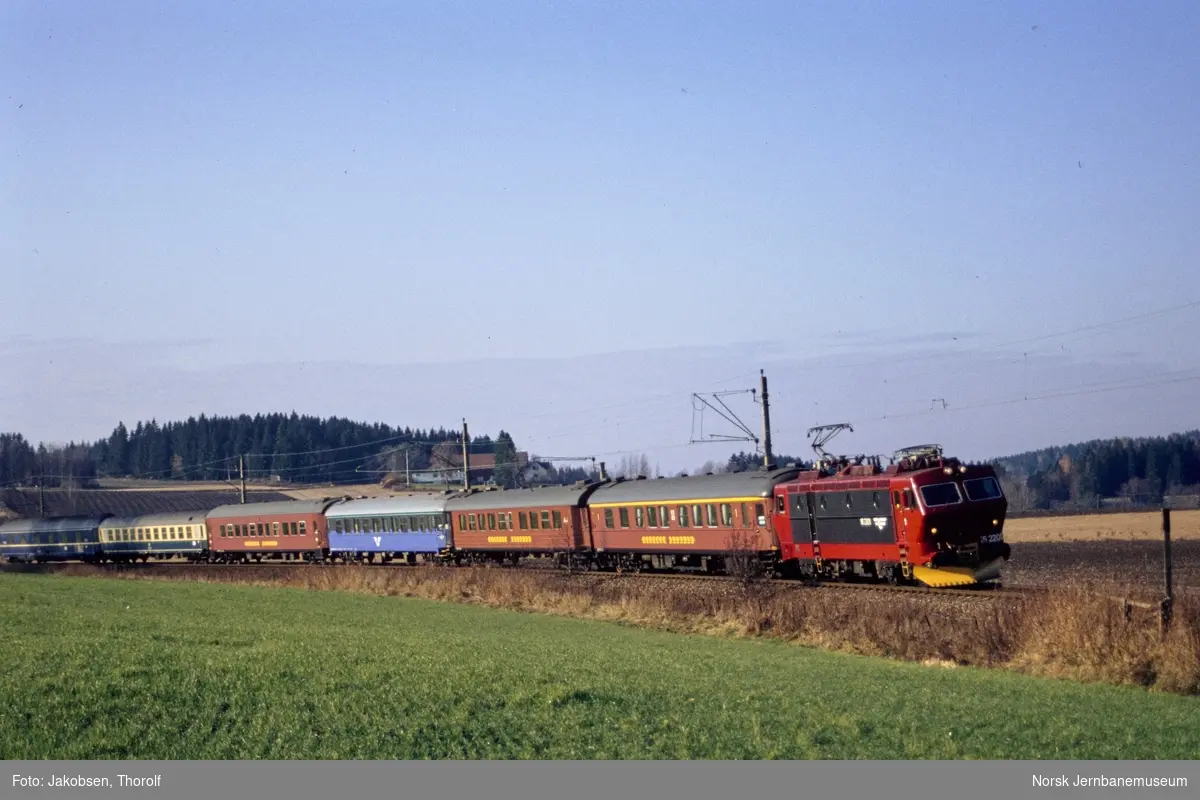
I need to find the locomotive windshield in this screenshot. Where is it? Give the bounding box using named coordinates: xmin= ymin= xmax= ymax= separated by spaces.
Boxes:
xmin=919 ymin=482 xmax=962 ymax=507
xmin=964 ymin=477 xmax=1003 ymax=501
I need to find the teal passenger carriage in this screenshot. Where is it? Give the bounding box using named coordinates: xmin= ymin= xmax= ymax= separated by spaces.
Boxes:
xmin=0 ymin=516 xmax=106 ymax=563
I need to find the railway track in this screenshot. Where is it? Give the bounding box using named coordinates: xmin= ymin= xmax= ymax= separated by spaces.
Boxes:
xmin=0 ymin=559 xmax=1048 ymax=601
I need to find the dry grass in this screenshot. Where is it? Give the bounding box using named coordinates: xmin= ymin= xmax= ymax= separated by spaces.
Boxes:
xmin=53 ymin=564 xmax=1200 ymax=697
xmin=1005 ymin=509 xmax=1200 ymax=542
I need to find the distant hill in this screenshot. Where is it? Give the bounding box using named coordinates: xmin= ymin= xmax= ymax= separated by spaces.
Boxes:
xmin=990 ymin=430 xmax=1200 ymax=512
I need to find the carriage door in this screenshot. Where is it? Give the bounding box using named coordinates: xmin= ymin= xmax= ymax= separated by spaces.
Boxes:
xmin=804 ymin=493 xmax=818 ymax=543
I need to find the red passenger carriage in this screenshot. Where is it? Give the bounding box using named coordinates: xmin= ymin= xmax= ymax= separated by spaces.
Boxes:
xmin=205 ymin=499 xmax=339 ymax=563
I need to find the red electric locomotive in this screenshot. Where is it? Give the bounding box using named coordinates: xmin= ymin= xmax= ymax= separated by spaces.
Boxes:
xmin=769 ymin=428 xmax=1009 ymax=586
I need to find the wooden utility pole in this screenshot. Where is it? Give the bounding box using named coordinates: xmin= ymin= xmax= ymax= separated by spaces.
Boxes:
xmin=405 ymin=449 xmax=411 ymax=487
xmin=760 ymin=370 xmax=775 ymax=470
xmin=1162 ymin=507 xmax=1174 ymax=631
xmin=239 ymin=455 xmax=246 ymax=504
xmin=38 ymin=483 xmax=45 ymax=518
xmin=461 ymin=420 xmax=471 ymax=491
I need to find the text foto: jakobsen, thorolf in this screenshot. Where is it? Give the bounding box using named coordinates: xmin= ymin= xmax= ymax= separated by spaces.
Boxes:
xmin=13 ymin=774 xmax=162 ymax=788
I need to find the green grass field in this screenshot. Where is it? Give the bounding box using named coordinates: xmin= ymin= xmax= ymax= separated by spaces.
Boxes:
xmin=1 ymin=573 xmax=1198 ymax=759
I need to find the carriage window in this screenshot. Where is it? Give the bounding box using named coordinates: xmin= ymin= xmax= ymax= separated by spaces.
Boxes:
xmin=552 ymin=510 xmax=563 ymax=528
xmin=647 ymin=506 xmax=658 ymax=527
xmin=469 ymin=514 xmax=477 ymax=530
xmin=919 ymin=483 xmax=962 ymax=507
xmin=299 ymin=521 xmax=307 ymax=536
xmin=659 ymin=506 xmax=669 ymax=528
xmin=756 ymin=503 xmax=766 ymax=526
xmin=635 ymin=507 xmax=645 ymax=527
xmin=964 ymin=477 xmax=1004 ymax=501
xmin=678 ymin=505 xmax=689 ymax=527
xmin=706 ymin=504 xmax=718 ymax=527
xmin=519 ymin=512 xmax=528 ymax=529
xmin=486 ymin=513 xmax=495 ymax=530
xmin=618 ymin=508 xmax=629 ymax=528
xmin=498 ymin=513 xmax=507 ymax=530
xmin=274 ymin=522 xmax=281 ymax=536
xmin=530 ymin=511 xmax=540 ymax=529
xmin=720 ymin=503 xmax=733 ymax=526
xmin=459 ymin=514 xmax=467 ymax=530
xmin=692 ymin=505 xmax=703 ymax=527
xmin=249 ymin=524 xmax=257 ymax=536
xmin=741 ymin=504 xmax=750 ymax=526
xmin=604 ymin=509 xmax=614 ymax=528
xmin=541 ymin=511 xmax=551 ymax=528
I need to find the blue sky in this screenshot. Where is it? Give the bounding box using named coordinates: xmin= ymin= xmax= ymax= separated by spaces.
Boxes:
xmin=3 ymin=2 xmax=1199 ymax=471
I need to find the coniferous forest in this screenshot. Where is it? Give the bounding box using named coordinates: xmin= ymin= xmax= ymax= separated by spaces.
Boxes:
xmin=1 ymin=417 xmax=1199 ymax=511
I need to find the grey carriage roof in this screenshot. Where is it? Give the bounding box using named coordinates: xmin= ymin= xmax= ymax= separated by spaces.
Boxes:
xmin=206 ymin=499 xmax=339 ymax=519
xmin=326 ymin=494 xmax=457 ymax=517
xmin=0 ymin=516 xmax=107 ymax=534
xmin=444 ymin=484 xmax=598 ymax=511
xmin=99 ymin=510 xmax=210 ymax=529
xmin=588 ymin=468 xmax=800 ymax=504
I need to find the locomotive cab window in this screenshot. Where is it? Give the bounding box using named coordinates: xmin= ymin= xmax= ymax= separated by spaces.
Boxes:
xmin=964 ymin=477 xmax=1004 ymax=501
xmin=919 ymin=483 xmax=962 ymax=507
xmin=776 ymin=495 xmax=785 ymax=513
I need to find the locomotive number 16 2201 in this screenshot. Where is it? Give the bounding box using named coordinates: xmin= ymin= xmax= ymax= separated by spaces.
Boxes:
xmin=981 ymin=533 xmax=1003 ymax=544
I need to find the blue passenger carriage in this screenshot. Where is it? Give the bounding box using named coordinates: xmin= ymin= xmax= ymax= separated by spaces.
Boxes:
xmin=98 ymin=511 xmax=209 ymax=563
xmin=325 ymin=493 xmax=455 ymax=563
xmin=0 ymin=516 xmax=106 ymax=563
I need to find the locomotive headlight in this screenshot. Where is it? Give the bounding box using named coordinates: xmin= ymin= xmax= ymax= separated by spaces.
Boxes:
xmin=959 ymin=466 xmax=967 ymax=474
xmin=931 ymin=527 xmax=938 ymax=535
xmin=992 ymin=519 xmax=999 ymax=526
xmin=943 ymin=467 xmax=953 ymax=475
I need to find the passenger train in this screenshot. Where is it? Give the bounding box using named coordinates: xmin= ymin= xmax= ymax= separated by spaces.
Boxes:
xmin=0 ymin=445 xmax=1008 ymax=588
